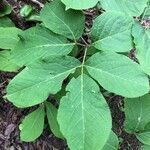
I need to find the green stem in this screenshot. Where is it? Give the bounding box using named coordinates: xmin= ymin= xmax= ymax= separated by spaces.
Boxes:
xmin=81 ymin=48 xmax=87 ymax=74
xmin=76 ymin=42 xmax=86 ymax=47
xmin=81 ymin=37 xmax=89 ymax=46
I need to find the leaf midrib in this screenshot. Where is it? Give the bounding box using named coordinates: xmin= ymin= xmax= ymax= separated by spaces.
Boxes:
xmin=86 ymin=65 xmax=146 ymax=87
xmin=6 ymin=67 xmax=79 ymax=97
xmin=80 ymin=74 xmax=86 ymax=149
xmin=93 ymin=29 xmax=131 ymax=45
xmin=23 ymin=43 xmax=75 ymax=50
xmin=49 ymin=9 xmax=76 ymax=41
xmin=22 ymin=106 xmax=44 ymax=140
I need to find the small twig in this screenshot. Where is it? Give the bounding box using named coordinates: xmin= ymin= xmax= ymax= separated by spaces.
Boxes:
xmin=31 ymin=0 xmax=44 ymax=8
xmin=76 ymin=42 xmax=86 ymax=47
xmin=0 ymin=81 xmax=7 ymax=88
xmin=81 ymin=37 xmax=89 ymax=46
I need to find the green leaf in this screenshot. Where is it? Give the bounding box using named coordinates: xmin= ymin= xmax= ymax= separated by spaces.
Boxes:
xmin=11 ymin=25 xmax=75 ymax=66
xmin=58 ymin=74 xmax=112 ymax=150
xmin=124 ymin=94 xmax=150 ymax=133
xmin=144 ymin=6 xmax=150 ymax=18
xmin=0 ymin=0 xmax=12 ymax=17
xmin=0 ymin=50 xmax=20 ymax=72
xmin=124 ymin=95 xmax=150 ymax=146
xmin=45 ymin=102 xmax=64 ymax=139
xmin=20 ymin=5 xmax=33 ymax=17
xmin=61 ymin=0 xmax=99 ymax=10
xmin=91 ymin=12 xmax=133 ymax=52
xmin=6 ymin=56 xmax=80 ymax=107
xmin=54 ymin=84 xmax=67 ymax=101
xmin=86 ymin=46 xmax=99 ymax=56
xmin=137 ymin=131 xmax=150 ymax=146
xmin=102 ymin=131 xmax=119 ymax=150
xmin=40 ymin=0 xmax=85 ymax=40
xmin=85 ymin=52 xmax=149 ymax=98
xmin=0 ymin=17 xmax=14 ymax=27
xmin=100 ymin=0 xmax=148 ymax=16
xmin=132 ymin=22 xmax=150 ymax=75
xmin=0 ymin=27 xmax=21 ymax=49
xmin=141 ymin=145 xmax=150 ymax=150
xmin=20 ymin=105 xmax=45 ymax=142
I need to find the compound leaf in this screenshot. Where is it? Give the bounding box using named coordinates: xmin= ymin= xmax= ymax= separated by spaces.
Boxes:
xmin=11 ymin=25 xmax=75 ymax=66
xmin=91 ymin=12 xmax=133 ymax=52
xmin=46 ymin=102 xmax=64 ymax=139
xmin=58 ymin=74 xmax=112 ymax=150
xmin=85 ymin=52 xmax=149 ymax=98
xmin=0 ymin=50 xmax=19 ymax=72
xmin=100 ymin=0 xmax=148 ymax=16
xmin=0 ymin=27 xmax=21 ymax=49
xmin=6 ymin=56 xmax=80 ymax=107
xmin=132 ymin=22 xmax=150 ymax=75
xmin=20 ymin=105 xmax=45 ymax=142
xmin=40 ymin=0 xmax=85 ymax=40
xmin=61 ymin=0 xmax=99 ymax=10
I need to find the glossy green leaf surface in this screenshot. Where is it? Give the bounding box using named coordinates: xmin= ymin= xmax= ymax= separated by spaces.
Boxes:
xmin=20 ymin=105 xmax=45 ymax=142
xmin=40 ymin=0 xmax=85 ymax=40
xmin=58 ymin=74 xmax=112 ymax=150
xmin=85 ymin=52 xmax=149 ymax=98
xmin=6 ymin=56 xmax=80 ymax=107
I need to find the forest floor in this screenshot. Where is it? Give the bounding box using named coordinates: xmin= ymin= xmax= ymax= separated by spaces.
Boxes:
xmin=0 ymin=0 xmax=143 ymax=149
